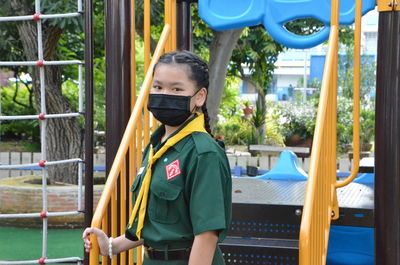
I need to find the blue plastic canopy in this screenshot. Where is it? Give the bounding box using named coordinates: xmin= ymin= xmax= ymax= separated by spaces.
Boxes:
xmin=199 ymin=0 xmax=376 ymax=49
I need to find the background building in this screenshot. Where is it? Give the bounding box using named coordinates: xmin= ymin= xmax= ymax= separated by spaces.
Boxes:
xmin=239 ymin=8 xmax=378 ymax=103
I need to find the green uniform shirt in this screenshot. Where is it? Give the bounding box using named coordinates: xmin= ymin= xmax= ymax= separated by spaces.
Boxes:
xmin=125 ymin=117 xmax=232 ymax=253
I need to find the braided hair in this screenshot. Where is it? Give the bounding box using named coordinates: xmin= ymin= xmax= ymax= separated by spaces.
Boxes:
xmin=154 ymin=50 xmax=213 ymax=136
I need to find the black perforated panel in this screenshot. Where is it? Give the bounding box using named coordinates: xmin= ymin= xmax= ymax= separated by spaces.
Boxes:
xmin=220 ymin=239 xmax=298 ymax=265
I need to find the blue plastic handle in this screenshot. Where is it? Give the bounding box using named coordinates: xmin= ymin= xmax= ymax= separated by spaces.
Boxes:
xmin=199 ymin=0 xmax=376 ymax=49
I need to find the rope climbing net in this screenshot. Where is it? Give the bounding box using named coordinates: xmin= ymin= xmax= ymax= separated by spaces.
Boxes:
xmin=0 ymin=0 xmax=86 ymax=264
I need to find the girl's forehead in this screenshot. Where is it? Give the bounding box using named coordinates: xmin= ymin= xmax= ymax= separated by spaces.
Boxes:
xmin=154 ymin=63 xmax=193 ymax=82
xmin=155 ymin=63 xmax=190 ymax=75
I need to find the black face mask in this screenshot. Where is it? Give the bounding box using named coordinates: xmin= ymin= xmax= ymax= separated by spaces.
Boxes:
xmin=147 ymin=92 xmax=199 ymax=126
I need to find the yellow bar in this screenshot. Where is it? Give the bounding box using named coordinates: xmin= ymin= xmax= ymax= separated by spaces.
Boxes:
xmin=137 ymin=114 xmax=143 ymax=167
xmin=120 ymin=162 xmax=127 ymax=264
xmin=151 ymin=116 xmax=157 ymax=132
xmin=102 ymin=214 xmax=109 ymax=265
xmin=171 ymin=0 xmax=177 ymax=51
xmin=128 ymin=132 xmax=136 ymax=265
xmin=335 ymin=0 xmax=361 ymax=188
xmin=143 ymin=0 xmax=151 ymax=147
xmin=89 ymin=25 xmax=171 ymax=264
xmin=129 ymin=5 xmax=137 ymax=262
xmin=144 ymin=101 xmax=150 ymax=146
xmin=128 ymin=249 xmax=134 ymax=265
xmin=131 ymin=0 xmax=136 ymax=109
xmin=137 ymin=246 xmax=143 ymax=264
xmin=111 ymin=187 xmax=117 ymax=265
xmin=165 ymin=0 xmax=171 ymax=51
xmin=144 ymin=0 xmax=150 ymax=72
xmin=299 ymin=0 xmax=340 ymax=258
xmin=90 ymin=234 xmax=100 ymax=265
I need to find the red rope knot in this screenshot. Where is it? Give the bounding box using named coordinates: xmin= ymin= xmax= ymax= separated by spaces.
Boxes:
xmin=37 ymin=60 xmax=44 ymax=67
xmin=38 ymin=257 xmax=46 ymax=264
xmin=33 ymin=13 xmax=41 ymax=21
xmin=38 ymin=113 xmax=46 ymax=120
xmin=40 ymin=211 xmax=47 ymax=219
xmin=39 ymin=160 xmax=47 ymax=167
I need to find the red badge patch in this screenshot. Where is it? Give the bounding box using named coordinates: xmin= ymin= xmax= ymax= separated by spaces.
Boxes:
xmin=166 ymin=159 xmax=181 ymax=180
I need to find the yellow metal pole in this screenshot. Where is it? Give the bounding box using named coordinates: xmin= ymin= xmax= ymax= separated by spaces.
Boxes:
xmin=171 ymin=0 xmax=177 ymax=50
xmin=111 ymin=187 xmax=117 ymax=265
xmin=137 ymin=246 xmax=143 ymax=264
xmin=299 ymin=11 xmax=340 ymax=265
xmin=144 ymin=0 xmax=150 ymax=73
xmin=143 ymin=0 xmax=151 ymax=146
xmin=335 ymin=0 xmax=361 ymax=188
xmin=131 ymin=0 xmax=136 ymax=109
xmin=129 ymin=0 xmax=136 ymax=255
xmin=120 ymin=162 xmax=127 ymax=264
xmin=128 ymin=128 xmax=136 ymax=265
xmin=101 ymin=214 xmax=108 ymax=265
xmin=165 ymin=0 xmax=171 ymax=51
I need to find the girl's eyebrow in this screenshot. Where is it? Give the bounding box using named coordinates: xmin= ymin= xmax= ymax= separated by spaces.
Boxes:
xmin=153 ymin=80 xmax=184 ymax=86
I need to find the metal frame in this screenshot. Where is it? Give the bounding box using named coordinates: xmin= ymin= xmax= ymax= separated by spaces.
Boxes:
xmin=375 ymin=9 xmax=400 ymax=265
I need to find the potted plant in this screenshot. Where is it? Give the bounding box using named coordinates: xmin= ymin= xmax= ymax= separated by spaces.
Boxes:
xmin=274 ymin=101 xmax=317 ymax=147
xmin=242 ymin=100 xmax=253 ymax=116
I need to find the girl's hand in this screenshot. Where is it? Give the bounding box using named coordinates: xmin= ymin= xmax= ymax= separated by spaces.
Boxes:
xmin=82 ymin=227 xmax=109 ymax=256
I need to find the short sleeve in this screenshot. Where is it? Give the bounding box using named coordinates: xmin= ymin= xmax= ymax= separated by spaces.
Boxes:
xmin=188 ymin=151 xmax=232 ymax=242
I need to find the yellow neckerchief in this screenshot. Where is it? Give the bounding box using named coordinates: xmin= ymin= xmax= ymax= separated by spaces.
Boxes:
xmin=127 ymin=113 xmax=208 ymax=239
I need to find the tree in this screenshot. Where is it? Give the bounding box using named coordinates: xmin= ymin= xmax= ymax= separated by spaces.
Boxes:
xmin=226 ymin=26 xmax=284 ymax=143
xmin=336 ymin=26 xmax=376 ymax=101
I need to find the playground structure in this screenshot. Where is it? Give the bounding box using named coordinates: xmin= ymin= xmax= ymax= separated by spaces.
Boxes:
xmin=0 ymin=0 xmax=399 ymax=265
xmin=0 ymin=0 xmax=94 ymax=263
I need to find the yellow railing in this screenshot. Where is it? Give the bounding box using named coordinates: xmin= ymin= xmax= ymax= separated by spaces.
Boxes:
xmin=299 ymin=0 xmax=362 ymax=263
xmin=89 ymin=0 xmax=176 ymax=264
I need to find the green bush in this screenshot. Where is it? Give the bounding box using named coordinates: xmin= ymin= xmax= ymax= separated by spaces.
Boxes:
xmin=0 ymin=82 xmax=39 ymax=141
xmin=336 ymin=97 xmax=375 ymax=152
xmin=218 ymin=76 xmax=242 ymax=119
xmin=214 ymin=115 xmax=284 ymax=146
xmin=337 ymin=97 xmax=353 ymax=152
xmin=214 ymin=116 xmax=254 ymax=145
xmin=273 ymin=101 xmax=317 ymax=142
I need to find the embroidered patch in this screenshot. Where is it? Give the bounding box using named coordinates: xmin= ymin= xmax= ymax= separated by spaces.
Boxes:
xmin=165 ymin=159 xmax=181 ymax=180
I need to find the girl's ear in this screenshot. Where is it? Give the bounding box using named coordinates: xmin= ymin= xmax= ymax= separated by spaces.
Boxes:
xmin=194 ymin=87 xmax=207 ymax=108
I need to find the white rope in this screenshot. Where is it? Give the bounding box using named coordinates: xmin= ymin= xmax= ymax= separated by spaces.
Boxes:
xmin=0 ymin=113 xmax=81 ymax=120
xmin=0 ymin=158 xmax=83 ymax=169
xmin=0 ymin=257 xmax=82 ymax=265
xmin=0 ymin=211 xmax=82 ymax=219
xmin=0 ymin=13 xmax=81 ymax=22
xmin=0 ymin=60 xmax=82 ymax=66
xmin=0 ymin=1 xmax=86 ymax=264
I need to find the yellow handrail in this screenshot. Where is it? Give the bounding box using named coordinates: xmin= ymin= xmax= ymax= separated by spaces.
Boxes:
xmin=299 ymin=0 xmax=363 ymax=262
xmin=299 ymin=0 xmax=339 ymax=265
xmin=335 ymin=0 xmax=362 ymax=188
xmin=299 ymin=25 xmax=339 ymax=264
xmin=89 ymin=24 xmax=171 ymax=265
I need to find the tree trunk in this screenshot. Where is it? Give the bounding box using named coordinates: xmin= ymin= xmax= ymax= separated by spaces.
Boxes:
xmin=207 ymin=28 xmax=243 ymax=128
xmin=256 ymin=90 xmax=266 ymax=144
xmin=11 ymin=1 xmax=83 ymax=184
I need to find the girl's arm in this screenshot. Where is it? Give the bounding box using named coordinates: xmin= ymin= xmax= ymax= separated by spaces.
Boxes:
xmin=189 ymin=230 xmax=219 ymax=265
xmin=82 ymin=227 xmax=143 ymax=256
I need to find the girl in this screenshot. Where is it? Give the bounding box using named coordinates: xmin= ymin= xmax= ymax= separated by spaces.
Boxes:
xmin=83 ymin=50 xmax=232 ymax=265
